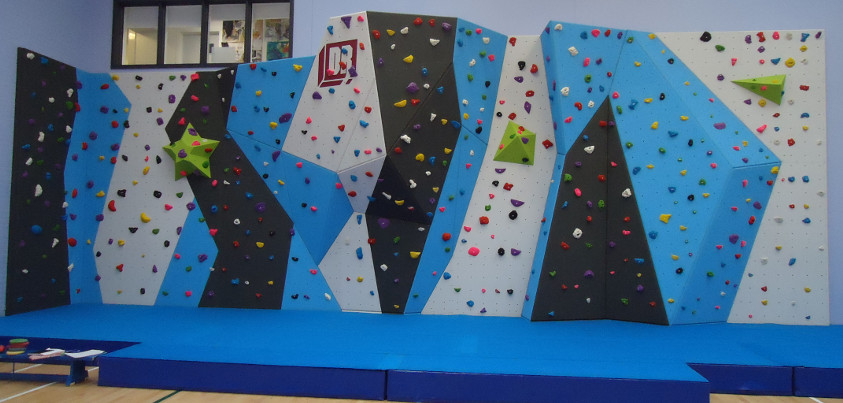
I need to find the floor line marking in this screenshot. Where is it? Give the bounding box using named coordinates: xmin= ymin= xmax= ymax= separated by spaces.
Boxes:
xmin=0 ymin=382 xmax=57 ymax=402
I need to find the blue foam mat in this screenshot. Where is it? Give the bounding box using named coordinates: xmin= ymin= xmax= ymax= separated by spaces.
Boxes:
xmin=1 ymin=305 xmax=842 ymax=400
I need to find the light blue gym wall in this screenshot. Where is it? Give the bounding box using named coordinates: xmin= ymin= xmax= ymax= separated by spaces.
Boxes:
xmin=2 ymin=0 xmax=841 ymax=323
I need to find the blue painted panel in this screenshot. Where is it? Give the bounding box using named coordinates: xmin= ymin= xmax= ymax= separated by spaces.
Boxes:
xmin=634 ymin=33 xmax=779 ymax=168
xmin=541 ymin=21 xmax=629 ymax=155
xmin=610 ymin=39 xmax=734 ymax=323
xmin=281 ymin=233 xmax=341 ymax=311
xmin=675 ymin=164 xmax=779 ymax=323
xmin=156 ymin=200 xmax=216 ymax=306
xmin=453 ymin=19 xmax=507 ymax=144
xmin=405 ymin=129 xmax=486 ymax=313
xmin=227 ymin=57 xmax=313 ymax=145
xmin=66 ymin=71 xmax=130 ymax=304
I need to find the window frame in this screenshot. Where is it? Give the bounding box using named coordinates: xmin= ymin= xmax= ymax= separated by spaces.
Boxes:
xmin=112 ymin=0 xmax=294 ymax=69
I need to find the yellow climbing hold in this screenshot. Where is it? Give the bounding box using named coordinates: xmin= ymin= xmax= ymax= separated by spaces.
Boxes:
xmin=394 ymin=99 xmax=407 ymax=108
xmin=802 ymin=125 xmax=809 ymax=131
xmin=415 ymin=153 xmax=425 ymax=161
xmin=132 ymin=180 xmax=138 ymax=185
xmin=648 ymin=33 xmax=656 ymax=39
xmin=158 ymin=108 xmax=163 ymax=113
xmin=680 ymin=225 xmax=687 ymax=231
xmin=403 ymin=55 xmax=414 ymax=63
xmin=668 ymin=298 xmax=675 ymax=303
xmin=270 ymin=121 xmax=278 ymax=129
xmin=432 ymin=187 xmax=440 ymax=193
xmin=268 ymin=280 xmax=274 ymax=285
xmin=680 ymin=116 xmax=689 ymax=121
xmin=684 ymin=81 xmax=690 ymax=86
xmin=117 ymin=239 xmax=125 ymax=246
xmin=143 ymin=166 xmax=150 ymax=175
xmin=759 ymin=99 xmax=767 ymax=107
xmin=256 ymin=90 xmax=262 ymax=96
xmin=762 ymin=300 xmax=768 ymax=305
xmin=357 ymin=276 xmax=364 ymax=282
xmin=440 ymin=119 xmax=449 ymax=125
xmin=256 ymin=242 xmax=265 ymax=248
xmin=634 ymin=61 xmax=642 ymax=67
xmin=644 ymin=98 xmax=652 ymax=103
xmin=277 ymin=180 xmax=285 ymax=186
xmin=776 ymin=245 xmax=783 ymax=250
xmin=444 ymin=148 xmax=452 ymax=154
xmin=124 ymin=108 xmax=130 ymax=113
xmin=785 ymin=58 xmax=795 ymax=67
xmin=463 ymin=113 xmax=469 ymax=120
xmin=133 ymin=132 xmax=139 ymax=137
xmin=409 ymin=251 xmax=421 ymax=259
xmin=96 ymin=190 xmax=105 ymax=197
xmin=800 ymin=45 xmax=808 ymax=52
xmin=702 ymin=193 xmax=710 ymax=198
xmin=659 ymin=214 xmax=672 ymax=223
xmin=680 ymin=170 xmax=687 ymax=176
xmin=112 ymin=74 xmax=120 ymax=81
xmin=651 ymin=121 xmax=659 ymax=129
xmin=805 ymin=287 xmax=812 ymax=293
xmin=293 ymin=64 xmax=303 ymax=72
xmin=395 ymin=200 xmax=405 ymax=206
xmin=646 ymin=164 xmax=654 ymax=169
xmin=140 ymin=212 xmax=151 ymax=223
xmin=386 ymin=29 xmax=395 ymax=36
xmin=671 ymin=254 xmax=679 ymax=261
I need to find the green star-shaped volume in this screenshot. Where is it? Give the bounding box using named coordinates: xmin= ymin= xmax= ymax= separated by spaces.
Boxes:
xmin=163 ymin=124 xmax=219 ymax=180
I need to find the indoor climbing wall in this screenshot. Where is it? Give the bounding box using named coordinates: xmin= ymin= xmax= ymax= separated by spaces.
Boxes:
xmin=4 ymin=13 xmax=830 ymax=326
xmin=656 ymin=30 xmax=829 ymax=325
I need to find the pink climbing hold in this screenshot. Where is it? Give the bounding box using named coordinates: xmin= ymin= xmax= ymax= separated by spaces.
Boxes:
xmin=468 ymin=246 xmax=480 ymax=256
xmin=757 ymin=124 xmax=767 ymax=133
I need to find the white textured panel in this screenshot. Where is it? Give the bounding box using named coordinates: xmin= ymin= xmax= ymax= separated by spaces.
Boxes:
xmin=657 ymin=30 xmax=828 ymax=324
xmin=282 ymin=12 xmax=386 ymax=171
xmin=95 ymin=72 xmax=194 ymax=304
xmin=423 ymin=35 xmax=556 ymax=316
xmin=318 ymin=213 xmax=382 ymax=312
xmin=338 ymin=156 xmax=385 ymax=213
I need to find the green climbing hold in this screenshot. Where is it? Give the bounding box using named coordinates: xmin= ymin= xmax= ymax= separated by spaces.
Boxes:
xmin=715 ymin=44 xmax=725 ymax=51
xmin=732 ymin=74 xmax=786 ymax=105
xmin=493 ymin=121 xmax=536 ymax=166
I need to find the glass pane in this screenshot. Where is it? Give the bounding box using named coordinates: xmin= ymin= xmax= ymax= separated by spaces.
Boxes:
xmin=251 ymin=2 xmax=291 ymax=62
xmin=165 ymin=5 xmax=202 ymax=64
xmin=123 ymin=6 xmax=158 ymax=65
xmin=209 ymin=4 xmax=246 ymax=64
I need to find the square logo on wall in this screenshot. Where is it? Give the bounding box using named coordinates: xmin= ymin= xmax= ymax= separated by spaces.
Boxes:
xmin=318 ymin=40 xmax=357 ymax=87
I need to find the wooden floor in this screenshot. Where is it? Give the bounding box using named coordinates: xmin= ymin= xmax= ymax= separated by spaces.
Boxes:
xmin=1 ymin=362 xmax=841 ymax=403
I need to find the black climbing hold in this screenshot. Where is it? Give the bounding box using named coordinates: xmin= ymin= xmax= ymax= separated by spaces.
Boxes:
xmin=129 ymin=227 xmax=138 ymax=233
xmin=117 ymin=189 xmax=127 ymax=197
xmin=497 ymin=248 xmax=505 ymax=256
xmin=153 ymin=190 xmax=162 ymax=198
xmin=509 ymin=210 xmax=518 ymax=220
xmin=700 ymin=31 xmax=712 ymax=42
xmin=518 ymin=61 xmax=526 ymax=70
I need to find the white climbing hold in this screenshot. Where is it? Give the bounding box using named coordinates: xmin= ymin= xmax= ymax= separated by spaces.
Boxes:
xmin=37 ymin=132 xmax=45 ymax=142
xmin=588 ymin=100 xmax=595 ymax=108
xmin=621 ymin=188 xmax=632 ymax=198
xmin=469 ymin=59 xmax=476 ymax=67
xmin=430 ymin=38 xmax=440 ymax=46
xmin=572 ymin=228 xmax=583 ymax=239
xmin=382 ymin=192 xmax=392 ymax=200
xmin=430 ymin=113 xmax=437 ymax=122
xmin=400 ymin=134 xmax=412 ymax=144
xmin=324 ymin=293 xmax=332 ymax=301
xmin=584 ymin=146 xmax=595 ymax=154
xmin=561 ymin=87 xmax=570 ymax=96
xmin=483 ymin=37 xmax=490 ymax=44
xmin=34 ymin=184 xmax=43 ymax=197
xmin=400 ymin=26 xmax=409 ymax=35
xmin=568 ymin=46 xmax=579 ymax=56
xmin=380 ymin=264 xmax=388 ymax=271
xmin=233 ymin=218 xmax=241 ymax=225
xmin=409 ymin=179 xmax=417 ymax=189
xmin=554 ymin=23 xmax=563 ymax=31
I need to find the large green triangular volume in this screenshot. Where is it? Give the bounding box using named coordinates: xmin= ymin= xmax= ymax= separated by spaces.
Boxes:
xmin=493 ymin=121 xmax=537 ymax=165
xmin=732 ymin=74 xmax=786 ymax=105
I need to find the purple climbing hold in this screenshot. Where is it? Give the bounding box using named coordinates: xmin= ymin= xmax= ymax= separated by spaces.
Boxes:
xmin=312 ymin=91 xmax=322 ymax=100
xmin=340 ymin=15 xmax=352 ymax=28
xmin=608 ymin=241 xmax=616 ymax=248
xmin=521 ymin=136 xmax=530 ymax=144
xmin=524 ymin=102 xmax=532 ymax=113
xmin=255 ymin=202 xmax=267 ymax=213
xmin=406 ymin=82 xmax=420 ymax=93
xmin=279 ymin=113 xmax=292 ymax=123
xmin=636 ymin=284 xmax=645 ymax=293
xmin=378 ymin=217 xmax=390 ymax=229
xmin=152 ymin=265 xmax=158 ymax=273
xmin=442 ymin=22 xmax=452 ymax=31
xmin=272 ymin=150 xmax=281 ymax=161
xmin=511 ymin=199 xmax=524 ymax=207
xmin=514 ymin=76 xmax=524 ymax=83
xmin=186 ymin=202 xmax=196 ymax=211
xmin=178 ymin=149 xmax=188 ymax=158
xmin=495 ymin=168 xmax=506 ymax=174
xmin=729 ymin=234 xmax=739 ymax=244
xmin=349 ymin=67 xmax=358 ymax=77
xmin=198 ymin=254 xmax=208 ymax=263
xmin=168 ymin=94 xmax=176 ymax=103
xmin=713 ymin=122 xmax=726 ymax=130
xmin=511 ymin=248 xmax=521 ymax=256
xmin=584 ymin=270 xmax=595 ymax=278
xmin=200 ymin=105 xmax=210 ymax=115
xmin=753 ymin=201 xmax=763 ymax=209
